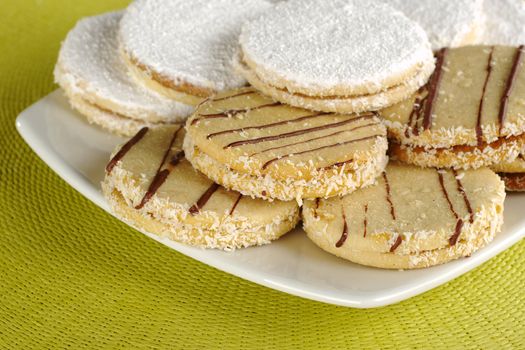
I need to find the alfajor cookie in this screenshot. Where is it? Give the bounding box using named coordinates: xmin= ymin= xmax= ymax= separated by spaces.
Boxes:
xmin=480 ymin=0 xmax=525 ymax=46
xmin=237 ymin=0 xmax=435 ymax=114
xmin=381 ymin=45 xmax=525 ymax=169
xmin=184 ymin=88 xmax=388 ymax=203
xmin=54 ymin=12 xmax=193 ymax=137
xmin=491 ymin=154 xmax=525 ymax=191
xmin=379 ymin=0 xmax=483 ymax=50
xmin=303 ymin=163 xmax=505 ymax=269
xmin=102 ymin=125 xmax=300 ymax=250
xmin=118 ymin=0 xmax=271 ymax=106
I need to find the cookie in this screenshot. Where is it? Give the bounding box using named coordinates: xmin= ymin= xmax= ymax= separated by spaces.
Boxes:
xmin=381 ymin=45 xmax=525 ymax=169
xmin=237 ymin=0 xmax=435 ymax=113
xmin=480 ymin=0 xmax=525 ymax=46
xmin=54 ymin=12 xmax=192 ymax=137
xmin=491 ymin=154 xmax=525 ymax=191
xmin=118 ymin=0 xmax=271 ymax=105
xmin=379 ymin=0 xmax=483 ymax=50
xmin=102 ymin=125 xmax=300 ymax=250
xmin=184 ymin=88 xmax=388 ymax=203
xmin=303 ymin=163 xmax=505 ymax=269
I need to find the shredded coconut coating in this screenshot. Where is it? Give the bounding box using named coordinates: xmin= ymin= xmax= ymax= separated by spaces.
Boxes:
xmin=119 ymin=0 xmax=272 ymax=92
xmin=384 ymin=118 xmax=525 ymax=149
xmin=103 ymin=159 xmax=299 ymax=251
xmin=480 ymin=0 xmax=525 ymax=46
xmin=379 ymin=0 xmax=483 ymax=50
xmin=184 ymin=136 xmax=388 ymax=204
xmin=239 ymin=0 xmax=434 ymax=96
xmin=390 ymin=135 xmax=525 ymax=170
xmin=54 ymin=12 xmax=192 ymax=123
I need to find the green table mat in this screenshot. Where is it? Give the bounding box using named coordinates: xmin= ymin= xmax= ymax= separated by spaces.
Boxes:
xmin=1 ymin=1 xmax=524 ymax=348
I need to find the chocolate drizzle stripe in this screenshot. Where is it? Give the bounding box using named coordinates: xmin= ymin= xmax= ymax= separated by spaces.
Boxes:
xmin=389 ymin=235 xmax=403 ymax=253
xmin=476 ymin=47 xmax=495 ymax=146
xmin=211 ymin=90 xmax=256 ymax=102
xmin=422 ymin=48 xmax=448 ymax=131
xmin=313 ymin=198 xmax=320 ymax=218
xmin=229 ymin=193 xmax=243 ymax=216
xmin=437 ymin=171 xmax=464 ymax=246
xmin=412 ymin=94 xmax=428 ymax=136
xmin=226 ymin=114 xmax=375 ymax=149
xmin=449 ymin=219 xmax=464 ymax=246
xmin=135 ymin=126 xmax=183 ymax=209
xmin=335 ymin=205 xmax=348 ymax=248
xmin=189 ymin=183 xmax=220 ymax=215
xmin=191 ymin=102 xmax=281 ymax=125
xmin=261 ymin=134 xmax=382 ymax=170
xmin=452 ymin=169 xmax=474 ymax=224
xmin=318 ymin=158 xmax=355 ymax=171
xmin=134 ymin=170 xmax=170 ymax=210
xmin=170 ymin=150 xmax=185 ymax=166
xmin=382 ymin=172 xmax=396 ymax=220
xmin=363 ymin=204 xmax=368 ymax=238
xmin=106 ymin=127 xmax=149 ymax=174
xmin=206 ymin=112 xmax=331 ymax=139
xmin=437 ymin=171 xmax=459 ymax=220
xmin=251 ymin=121 xmax=379 ymax=157
xmin=498 ymin=45 xmax=524 ymax=134
xmin=405 ymin=95 xmax=422 ymax=138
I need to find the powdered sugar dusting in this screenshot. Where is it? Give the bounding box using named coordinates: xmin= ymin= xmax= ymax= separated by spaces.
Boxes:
xmin=240 ymin=0 xmax=433 ymax=94
xmin=479 ymin=0 xmax=525 ymax=45
xmin=379 ymin=0 xmax=483 ymax=50
xmin=119 ymin=0 xmax=272 ymax=92
xmin=56 ymin=12 xmax=192 ymax=121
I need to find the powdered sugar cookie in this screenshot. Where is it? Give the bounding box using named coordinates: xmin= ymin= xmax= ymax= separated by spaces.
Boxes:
xmin=184 ymin=88 xmax=388 ymax=203
xmin=480 ymin=0 xmax=525 ymax=46
xmin=102 ymin=125 xmax=300 ymax=250
xmin=303 ymin=163 xmax=505 ymax=269
xmin=54 ymin=12 xmax=192 ymax=136
xmin=238 ymin=0 xmax=434 ymax=113
xmin=379 ymin=0 xmax=483 ymax=50
xmin=119 ymin=0 xmax=271 ymax=105
xmin=381 ymin=46 xmax=525 ymax=169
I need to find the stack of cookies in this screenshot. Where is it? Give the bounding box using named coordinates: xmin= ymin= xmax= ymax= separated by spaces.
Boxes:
xmin=54 ymin=0 xmax=525 ymax=269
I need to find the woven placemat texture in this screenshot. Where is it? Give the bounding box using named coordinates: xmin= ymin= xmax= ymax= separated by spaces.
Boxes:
xmin=1 ymin=1 xmax=524 ymax=348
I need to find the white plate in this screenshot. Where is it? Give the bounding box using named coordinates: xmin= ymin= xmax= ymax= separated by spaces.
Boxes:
xmin=16 ymin=91 xmax=525 ymax=308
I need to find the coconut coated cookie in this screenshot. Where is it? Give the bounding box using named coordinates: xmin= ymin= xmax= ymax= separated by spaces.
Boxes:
xmin=184 ymin=88 xmax=388 ymax=203
xmin=118 ymin=0 xmax=271 ymax=105
xmin=102 ymin=125 xmax=300 ymax=250
xmin=381 ymin=46 xmax=525 ymax=169
xmin=54 ymin=12 xmax=193 ymax=136
xmin=237 ymin=0 xmax=435 ymax=113
xmin=303 ymin=163 xmax=505 ymax=269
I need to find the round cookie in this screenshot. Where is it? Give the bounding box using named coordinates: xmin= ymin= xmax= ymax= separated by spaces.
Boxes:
xmin=54 ymin=12 xmax=192 ymax=136
xmin=118 ymin=0 xmax=271 ymax=105
xmin=480 ymin=0 xmax=525 ymax=46
xmin=184 ymin=88 xmax=388 ymax=203
xmin=381 ymin=45 xmax=525 ymax=169
xmin=379 ymin=0 xmax=484 ymax=50
xmin=238 ymin=0 xmax=435 ymax=113
xmin=491 ymin=154 xmax=525 ymax=191
xmin=303 ymin=163 xmax=505 ymax=269
xmin=102 ymin=125 xmax=300 ymax=250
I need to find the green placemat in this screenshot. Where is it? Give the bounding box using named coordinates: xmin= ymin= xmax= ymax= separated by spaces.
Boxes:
xmin=1 ymin=1 xmax=524 ymax=348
